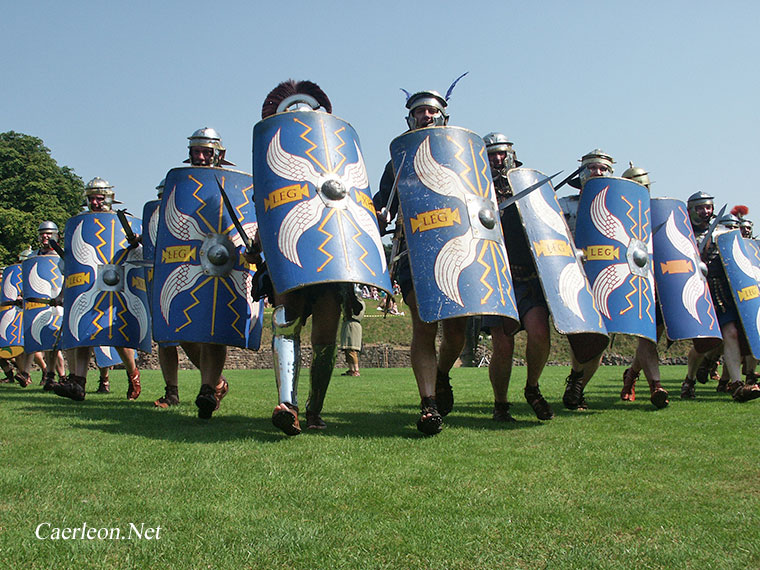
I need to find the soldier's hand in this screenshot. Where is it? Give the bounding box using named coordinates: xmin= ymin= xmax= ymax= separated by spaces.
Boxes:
xmin=376 ymin=209 xmax=389 ymax=235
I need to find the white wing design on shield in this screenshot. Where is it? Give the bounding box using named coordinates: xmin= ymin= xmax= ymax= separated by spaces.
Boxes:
xmin=732 ymin=234 xmax=760 ymax=282
xmin=346 ymin=200 xmax=387 ymax=272
xmin=0 ymin=310 xmax=18 ymax=341
xmin=278 ymin=198 xmax=323 ymax=267
xmin=160 ymin=263 xmax=205 ymax=324
xmin=665 ymin=211 xmax=704 ymax=322
xmin=31 ymin=307 xmax=62 ymax=344
xmin=68 ymin=221 xmax=102 ymax=341
xmin=68 ymin=287 xmax=99 ymax=342
xmin=415 ymin=136 xmax=477 ymax=303
xmin=228 ymin=269 xmax=258 ymax=329
xmin=414 ymin=137 xmax=468 ymax=199
xmin=342 ymin=141 xmax=370 ymax=190
xmin=434 ymin=234 xmax=478 ymax=306
xmin=527 ymin=191 xmax=567 ymax=237
xmin=269 ymin=131 xmax=376 ymax=270
xmin=230 ymin=222 xmax=258 ymax=251
xmin=166 ymin=188 xmax=205 ymax=242
xmin=592 ymin=263 xmax=630 ymax=319
xmin=148 ymin=206 xmax=160 ymax=247
xmin=590 ymin=186 xmax=631 ymax=246
xmin=558 ymin=262 xmax=586 ymax=320
xmin=588 ymin=185 xmax=634 ymax=316
xmin=72 ymin=221 xmax=101 ymax=268
xmin=29 ymin=263 xmax=53 ymax=297
xmin=267 ymin=128 xmax=322 ymax=186
xmin=2 ymin=274 xmax=17 ymax=300
xmin=122 ymin=270 xmax=149 ymax=343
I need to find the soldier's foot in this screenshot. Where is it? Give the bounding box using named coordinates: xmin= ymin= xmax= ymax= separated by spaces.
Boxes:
xmin=154 ymin=386 xmax=179 ymax=408
xmin=680 ymin=378 xmax=696 ymax=400
xmin=563 ymin=370 xmax=585 ymax=409
xmin=417 ymin=396 xmax=443 ymax=435
xmin=214 ymin=376 xmax=229 ymax=411
xmin=272 ymin=403 xmax=301 ymax=435
xmin=195 ymin=384 xmax=217 ymax=419
xmin=525 ymin=386 xmax=554 ymax=420
xmin=15 ymin=372 xmax=32 ymax=388
xmin=306 ymin=412 xmax=327 ymax=430
xmin=95 ymin=379 xmax=110 ymax=394
xmin=621 ymin=368 xmax=638 ymax=401
xmin=126 ymin=369 xmax=141 ymax=400
xmin=650 ymin=387 xmax=669 ymax=409
xmin=53 ymin=375 xmax=86 ymax=401
xmin=492 ymin=401 xmax=516 ymax=423
xmin=729 ymin=381 xmax=760 ymax=403
xmin=42 ymin=373 xmax=58 ymax=392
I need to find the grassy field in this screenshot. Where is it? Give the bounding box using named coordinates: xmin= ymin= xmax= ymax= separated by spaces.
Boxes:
xmin=1 ymin=365 xmax=758 ymax=569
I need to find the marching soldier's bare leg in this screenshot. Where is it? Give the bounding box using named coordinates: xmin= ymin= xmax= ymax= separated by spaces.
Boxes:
xmin=305 ymin=289 xmax=341 ymax=430
xmin=115 ymin=346 xmax=141 ymax=401
xmin=489 ymin=320 xmax=515 ymax=422
xmin=406 ymin=292 xmax=444 ymax=434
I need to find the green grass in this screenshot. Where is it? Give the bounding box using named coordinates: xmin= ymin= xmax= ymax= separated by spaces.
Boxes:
xmin=1 ymin=366 xmax=758 ymax=569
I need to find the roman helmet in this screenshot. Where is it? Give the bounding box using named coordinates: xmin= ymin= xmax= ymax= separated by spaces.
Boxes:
xmin=186 ymin=127 xmax=234 ymax=166
xmin=401 ymin=72 xmax=468 ymax=130
xmin=84 ymin=177 xmax=120 ymax=211
xmin=577 ymin=149 xmax=615 ymax=187
xmin=483 ymin=132 xmax=523 ymax=197
xmin=156 ymin=178 xmax=165 ymax=198
xmin=37 ymin=221 xmax=59 ymax=242
xmin=687 ymin=191 xmax=714 ymax=226
xmin=622 ymin=162 xmax=651 ymax=189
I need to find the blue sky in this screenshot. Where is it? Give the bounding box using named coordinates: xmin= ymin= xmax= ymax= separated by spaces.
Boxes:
xmin=2 ymin=1 xmax=759 ymax=222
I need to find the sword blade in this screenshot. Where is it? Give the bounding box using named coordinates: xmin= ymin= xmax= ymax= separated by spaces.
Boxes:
xmin=215 ymin=176 xmax=253 ymax=252
xmin=700 ymin=204 xmax=727 ymax=256
xmin=499 ymin=171 xmax=563 ymax=211
xmin=553 ymin=166 xmax=582 ymax=192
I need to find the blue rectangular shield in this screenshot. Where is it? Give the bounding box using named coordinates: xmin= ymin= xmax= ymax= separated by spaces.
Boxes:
xmin=390 ymin=126 xmax=519 ymax=324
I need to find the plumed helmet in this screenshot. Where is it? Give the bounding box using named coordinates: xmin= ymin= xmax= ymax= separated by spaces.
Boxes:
xmin=687 ymin=191 xmax=714 ymax=226
xmin=261 ymin=79 xmax=332 ymax=119
xmin=401 ymin=73 xmax=467 ymax=130
xmin=156 ymin=178 xmax=165 ymax=198
xmin=186 ymin=127 xmax=233 ymax=166
xmin=38 ymin=221 xmax=59 ymax=241
xmin=84 ymin=177 xmax=118 ymax=211
xmin=622 ymin=162 xmax=651 ymax=189
xmin=573 ymin=149 xmax=614 ymax=188
xmin=18 ymin=247 xmax=33 ymax=261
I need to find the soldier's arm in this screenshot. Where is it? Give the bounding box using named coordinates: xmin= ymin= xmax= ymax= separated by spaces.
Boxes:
xmin=373 ymin=160 xmax=398 ymax=234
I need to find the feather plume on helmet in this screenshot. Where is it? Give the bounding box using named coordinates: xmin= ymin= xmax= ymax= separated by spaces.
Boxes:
xmin=261 ymin=80 xmax=332 ymax=119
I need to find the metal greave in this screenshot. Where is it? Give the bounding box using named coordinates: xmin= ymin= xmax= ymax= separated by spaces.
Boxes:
xmin=271 ymin=305 xmax=302 ymax=406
